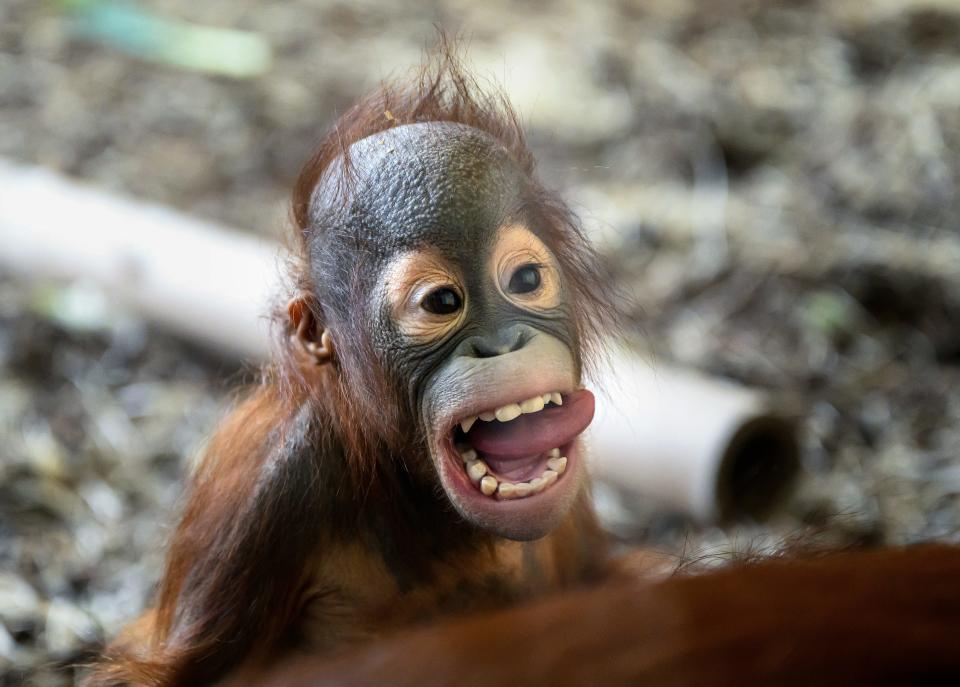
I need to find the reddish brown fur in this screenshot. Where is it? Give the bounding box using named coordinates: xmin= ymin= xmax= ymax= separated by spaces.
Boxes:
xmin=85 ymin=47 xmax=618 ymax=686
xmin=250 ymin=545 xmax=960 ymax=687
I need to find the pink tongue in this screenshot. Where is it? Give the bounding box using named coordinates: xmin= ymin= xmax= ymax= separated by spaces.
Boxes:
xmin=466 ymin=389 xmax=595 ymax=460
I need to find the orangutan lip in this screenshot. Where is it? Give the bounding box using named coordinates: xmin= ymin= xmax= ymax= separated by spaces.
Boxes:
xmin=445 ymin=389 xmax=593 ymax=501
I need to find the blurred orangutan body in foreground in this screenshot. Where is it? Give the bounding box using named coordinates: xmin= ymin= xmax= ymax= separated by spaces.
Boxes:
xmin=251 ymin=545 xmax=960 ymax=687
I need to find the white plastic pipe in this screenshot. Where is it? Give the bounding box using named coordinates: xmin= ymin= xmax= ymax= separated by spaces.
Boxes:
xmin=0 ymin=160 xmax=277 ymax=359
xmin=590 ymin=350 xmax=799 ymax=522
xmin=0 ymin=161 xmax=799 ymax=522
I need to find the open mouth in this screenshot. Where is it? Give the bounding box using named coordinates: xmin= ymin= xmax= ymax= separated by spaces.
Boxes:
xmin=448 ymin=388 xmax=595 ymax=501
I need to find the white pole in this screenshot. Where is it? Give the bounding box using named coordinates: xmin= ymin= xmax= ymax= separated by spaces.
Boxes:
xmin=0 ymin=160 xmax=276 ymax=359
xmin=590 ymin=350 xmax=799 ymax=522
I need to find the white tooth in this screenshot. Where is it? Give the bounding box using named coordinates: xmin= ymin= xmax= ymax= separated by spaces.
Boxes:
xmin=529 ymin=476 xmax=545 ymax=493
xmin=520 ymin=396 xmax=545 ymax=414
xmin=480 ymin=475 xmax=498 ymax=496
xmin=542 ymin=393 xmax=552 ymax=404
xmin=546 ymin=456 xmax=567 ymax=474
xmin=466 ymin=460 xmax=487 ymax=483
xmin=497 ymin=482 xmax=517 ymax=499
xmin=460 ymin=416 xmax=477 ymax=433
xmin=460 ymin=448 xmax=477 ymax=462
xmin=542 ymin=470 xmax=558 ymax=487
xmin=479 ymin=411 xmax=497 ymax=422
xmin=495 ymin=404 xmax=522 ymax=422
xmin=548 ymin=448 xmax=561 ymax=458
xmin=551 ymin=392 xmax=563 ymax=406
xmin=514 ymin=482 xmax=533 ymax=498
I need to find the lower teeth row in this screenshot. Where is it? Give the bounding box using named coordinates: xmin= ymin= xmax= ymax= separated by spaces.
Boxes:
xmin=458 ymin=446 xmax=567 ymax=500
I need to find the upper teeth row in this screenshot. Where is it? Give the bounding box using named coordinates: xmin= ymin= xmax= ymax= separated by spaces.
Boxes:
xmin=459 ymin=392 xmax=563 ymax=433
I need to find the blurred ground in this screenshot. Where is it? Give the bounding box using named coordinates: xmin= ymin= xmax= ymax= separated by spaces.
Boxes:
xmin=2 ymin=0 xmax=960 ymax=684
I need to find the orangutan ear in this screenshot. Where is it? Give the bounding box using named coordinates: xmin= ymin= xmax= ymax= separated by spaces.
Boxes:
xmin=287 ymin=295 xmax=335 ymax=365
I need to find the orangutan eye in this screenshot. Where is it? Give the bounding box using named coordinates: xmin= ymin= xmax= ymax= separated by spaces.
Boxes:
xmin=421 ymin=287 xmax=462 ymax=315
xmin=507 ymin=264 xmax=542 ymax=294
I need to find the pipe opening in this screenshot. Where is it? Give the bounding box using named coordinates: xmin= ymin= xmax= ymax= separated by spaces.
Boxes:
xmin=715 ymin=416 xmax=800 ymax=522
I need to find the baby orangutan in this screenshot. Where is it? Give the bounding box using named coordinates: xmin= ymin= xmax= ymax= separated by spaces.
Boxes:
xmin=88 ymin=56 xmax=627 ymax=686
xmin=87 ymin=53 xmax=960 ymax=687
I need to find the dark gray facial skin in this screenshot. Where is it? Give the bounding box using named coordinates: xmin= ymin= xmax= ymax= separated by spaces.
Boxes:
xmin=307 ymin=123 xmax=587 ymax=540
xmin=309 ymin=123 xmax=578 ymax=414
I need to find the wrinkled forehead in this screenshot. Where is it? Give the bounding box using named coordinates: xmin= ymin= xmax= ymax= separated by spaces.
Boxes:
xmin=309 ymin=122 xmax=527 ymax=258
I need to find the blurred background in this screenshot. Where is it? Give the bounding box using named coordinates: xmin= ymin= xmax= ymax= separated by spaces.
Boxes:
xmin=2 ymin=0 xmax=960 ymax=683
